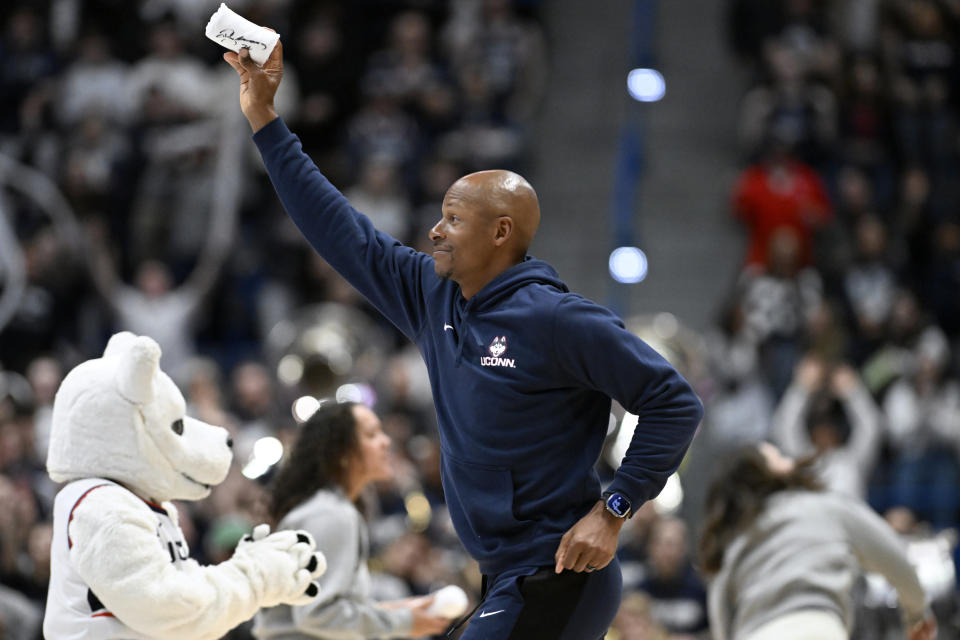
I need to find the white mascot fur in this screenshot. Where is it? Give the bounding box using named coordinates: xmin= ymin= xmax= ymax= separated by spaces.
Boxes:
xmin=44 ymin=332 xmax=327 ymax=639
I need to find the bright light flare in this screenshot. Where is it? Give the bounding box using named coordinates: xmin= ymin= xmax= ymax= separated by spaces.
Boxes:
xmin=292 ymin=396 xmax=321 ymax=423
xmin=277 ymin=355 xmax=304 ymax=386
xmin=609 ymin=246 xmax=649 ymax=283
xmin=627 ymin=68 xmax=666 ymax=102
xmin=242 ymin=437 xmax=285 ymax=479
xmin=253 ymin=437 xmax=283 ymax=466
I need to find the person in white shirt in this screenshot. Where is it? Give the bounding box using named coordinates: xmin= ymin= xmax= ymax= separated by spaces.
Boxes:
xmin=771 ymin=356 xmax=881 ymax=498
xmin=699 ymin=442 xmax=936 ymax=640
xmin=254 ymin=401 xmax=451 ymax=639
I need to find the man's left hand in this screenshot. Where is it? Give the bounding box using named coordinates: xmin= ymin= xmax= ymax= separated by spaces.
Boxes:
xmin=554 ymin=500 xmax=625 ymax=574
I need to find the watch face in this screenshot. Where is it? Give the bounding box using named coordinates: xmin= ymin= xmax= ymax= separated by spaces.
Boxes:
xmin=607 ymin=493 xmax=630 ymax=517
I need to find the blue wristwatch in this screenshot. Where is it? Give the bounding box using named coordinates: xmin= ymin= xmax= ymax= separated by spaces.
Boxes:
xmin=602 ymin=491 xmax=632 ymax=519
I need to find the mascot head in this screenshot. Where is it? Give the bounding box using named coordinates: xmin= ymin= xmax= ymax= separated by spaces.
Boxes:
xmin=47 ymin=332 xmax=233 ymax=502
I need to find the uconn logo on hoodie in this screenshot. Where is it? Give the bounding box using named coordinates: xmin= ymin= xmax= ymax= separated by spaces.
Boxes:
xmin=481 ymin=336 xmax=516 ymax=368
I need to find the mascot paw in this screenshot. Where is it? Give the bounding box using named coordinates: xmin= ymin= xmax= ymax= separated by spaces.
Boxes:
xmin=232 ymin=526 xmax=326 ymax=607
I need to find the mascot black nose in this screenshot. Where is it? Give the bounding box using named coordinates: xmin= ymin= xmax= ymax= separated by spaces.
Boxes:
xmin=226 ymin=437 xmax=234 ymax=449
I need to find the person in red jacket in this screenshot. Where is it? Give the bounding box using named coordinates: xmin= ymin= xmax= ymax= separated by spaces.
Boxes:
xmin=732 ymin=138 xmax=832 ymax=271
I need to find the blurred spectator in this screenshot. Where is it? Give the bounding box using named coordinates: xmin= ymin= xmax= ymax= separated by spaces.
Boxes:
xmin=609 ymin=591 xmax=672 ymax=640
xmin=0 ymin=7 xmax=58 ymax=140
xmin=776 ymin=0 xmax=840 ymax=81
xmin=737 ymin=42 xmax=837 ymax=164
xmin=3 ymin=521 xmax=52 ymax=604
xmin=804 ymin=298 xmax=849 ymax=365
xmin=813 ymin=163 xmax=874 ymax=282
xmin=61 ymin=114 xmax=130 ymax=222
xmin=183 ymin=356 xmax=236 ymax=431
xmin=854 ymin=505 xmax=960 ymax=640
xmin=836 ymin=54 xmax=893 ymax=173
xmin=255 ymin=401 xmax=451 ymax=638
xmin=411 ymin=152 xmax=464 ymax=232
xmin=56 ymin=32 xmax=132 ymax=127
xmin=0 ymin=583 xmax=41 ymax=640
xmin=0 ymin=225 xmax=86 ymax=375
xmin=24 ymin=355 xmax=61 ymax=463
xmin=126 ymin=20 xmax=215 ymax=122
xmin=287 ymin=9 xmax=358 ymax=179
xmin=882 ymin=0 xmax=957 ymax=93
xmin=770 ymin=356 xmax=882 ymax=498
xmin=699 ymin=443 xmax=935 ymax=640
xmin=343 ymin=154 xmax=413 ymax=242
xmin=922 ymin=220 xmax=960 ymax=337
xmin=376 ymin=349 xmax=438 ymax=439
xmin=634 ymin=517 xmax=709 ymax=638
xmin=882 ymin=0 xmax=960 ymax=217
xmin=0 ymin=473 xmax=40 ymax=597
xmin=732 ymin=137 xmax=833 ymax=270
xmin=841 ymin=214 xmax=899 ymax=361
xmin=738 ymin=227 xmax=824 ymax=397
xmin=346 ymin=78 xmax=421 ymax=183
xmin=203 ymin=514 xmax=255 ymax=565
xmin=442 ymin=62 xmax=525 ymax=172
xmin=860 ymin=289 xmax=943 ymax=395
xmin=832 ymin=0 xmax=882 ymax=51
xmin=443 ymin=0 xmax=547 ymax=124
xmin=202 ymin=468 xmax=270 ymax=538
xmin=882 ymin=328 xmax=960 ymax=528
xmin=365 ymin=11 xmax=445 ymax=115
xmin=702 ymin=296 xmax=775 ymax=448
xmin=618 ymin=501 xmax=662 ymax=592
xmin=89 ymin=251 xmax=226 ymax=385
xmin=229 ymin=360 xmax=285 ymax=460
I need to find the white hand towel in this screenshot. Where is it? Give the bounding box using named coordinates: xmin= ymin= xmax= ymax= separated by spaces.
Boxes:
xmin=205 ymin=3 xmax=279 ymax=66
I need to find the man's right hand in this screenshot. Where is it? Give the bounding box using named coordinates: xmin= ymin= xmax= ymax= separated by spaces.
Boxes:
xmin=223 ymin=38 xmax=284 ymax=133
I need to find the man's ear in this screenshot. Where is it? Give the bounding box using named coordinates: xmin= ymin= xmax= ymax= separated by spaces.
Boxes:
xmin=493 ymin=216 xmax=513 ymax=246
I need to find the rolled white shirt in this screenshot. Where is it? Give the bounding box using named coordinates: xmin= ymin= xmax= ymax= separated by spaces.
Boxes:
xmin=205 ymin=3 xmax=279 ymax=65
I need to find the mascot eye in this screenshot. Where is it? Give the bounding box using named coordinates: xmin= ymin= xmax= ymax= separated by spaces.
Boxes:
xmin=171 ymin=419 xmax=184 ymax=436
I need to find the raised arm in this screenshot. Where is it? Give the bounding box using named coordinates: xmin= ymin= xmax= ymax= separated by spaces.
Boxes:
xmin=84 ymin=221 xmax=128 ymax=314
xmin=830 ymin=365 xmax=881 ymax=475
xmin=825 ymin=493 xmax=935 ymax=640
xmin=224 ymin=42 xmax=432 ymax=339
xmin=223 ymin=43 xmax=283 ymax=133
xmin=770 ymin=357 xmax=825 ymax=457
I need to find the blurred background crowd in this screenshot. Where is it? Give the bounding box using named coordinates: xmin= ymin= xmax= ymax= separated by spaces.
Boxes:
xmin=0 ymin=0 xmax=957 ymax=638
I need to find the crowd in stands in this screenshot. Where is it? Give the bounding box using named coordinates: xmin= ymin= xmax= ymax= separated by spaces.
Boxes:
xmin=0 ymin=0 xmax=546 ymax=637
xmin=722 ymin=0 xmax=960 ymax=537
xmin=683 ymin=0 xmax=960 ymax=637
xmin=610 ymin=0 xmax=960 ymax=637
xmin=0 ymin=0 xmax=958 ymax=639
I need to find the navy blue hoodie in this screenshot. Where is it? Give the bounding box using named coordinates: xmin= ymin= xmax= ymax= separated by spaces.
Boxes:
xmin=254 ymin=119 xmax=704 ymax=574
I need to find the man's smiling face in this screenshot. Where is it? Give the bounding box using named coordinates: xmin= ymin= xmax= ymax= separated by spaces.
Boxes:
xmin=429 ymin=181 xmax=496 ymax=284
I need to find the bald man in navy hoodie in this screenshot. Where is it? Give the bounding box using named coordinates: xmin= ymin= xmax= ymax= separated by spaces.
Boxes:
xmin=226 ymin=43 xmax=703 ymax=640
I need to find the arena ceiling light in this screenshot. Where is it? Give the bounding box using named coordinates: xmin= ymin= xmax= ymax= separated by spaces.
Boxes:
xmin=627 ymin=68 xmax=666 ymax=102
xmin=609 ymin=246 xmax=649 ymax=283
